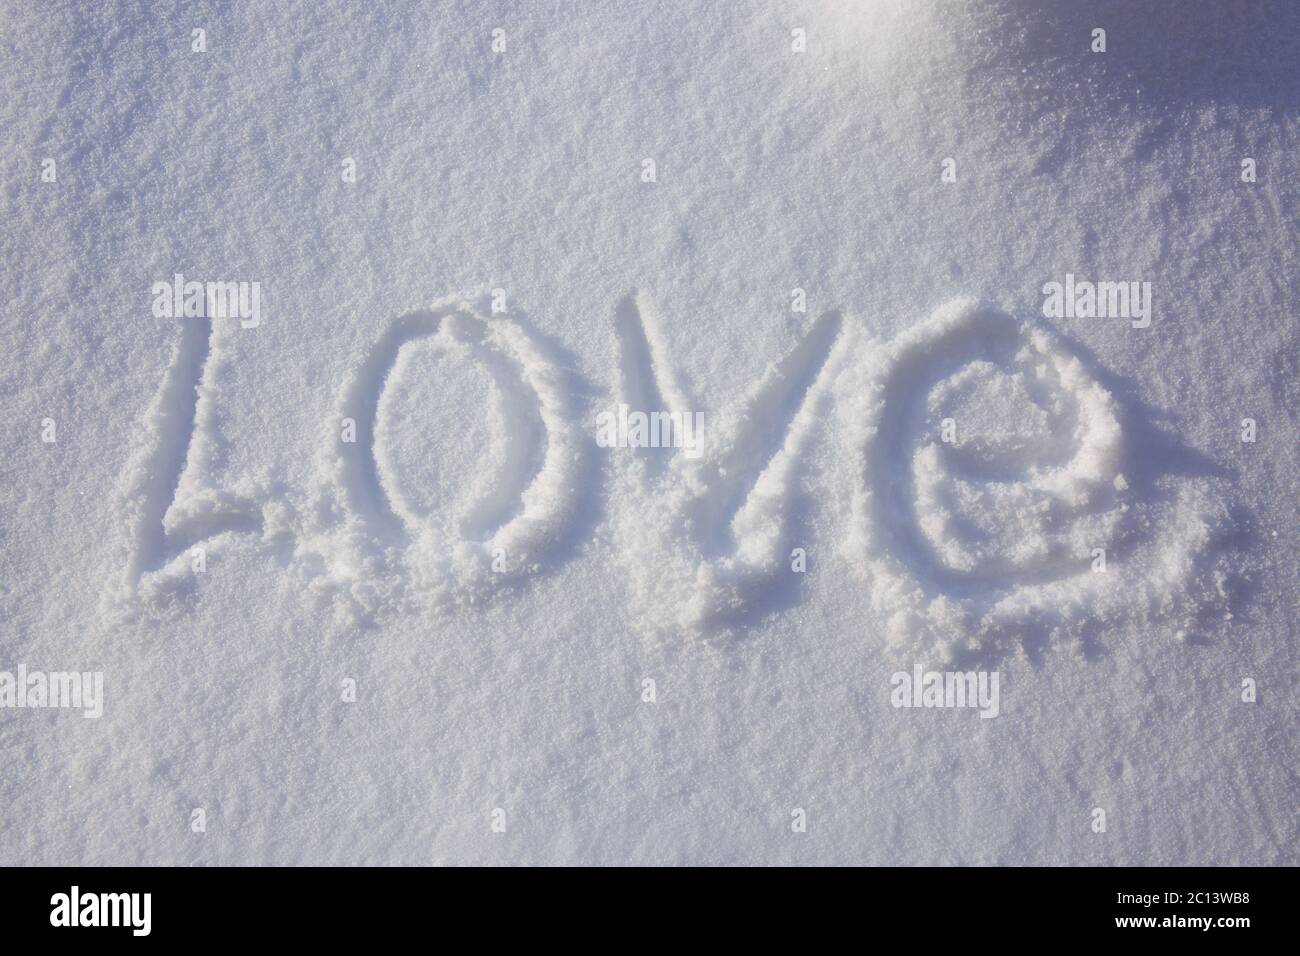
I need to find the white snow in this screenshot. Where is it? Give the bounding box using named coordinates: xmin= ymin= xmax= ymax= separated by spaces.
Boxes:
xmin=0 ymin=1 xmax=1295 ymax=864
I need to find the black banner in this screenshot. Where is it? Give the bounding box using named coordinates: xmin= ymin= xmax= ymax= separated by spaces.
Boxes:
xmin=0 ymin=866 xmax=1281 ymax=942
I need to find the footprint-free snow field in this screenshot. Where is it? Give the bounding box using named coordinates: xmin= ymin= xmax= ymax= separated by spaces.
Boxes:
xmin=1 ymin=1 xmax=1295 ymax=865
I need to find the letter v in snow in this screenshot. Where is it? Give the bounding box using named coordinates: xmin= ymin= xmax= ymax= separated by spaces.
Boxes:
xmin=612 ymin=293 xmax=846 ymax=629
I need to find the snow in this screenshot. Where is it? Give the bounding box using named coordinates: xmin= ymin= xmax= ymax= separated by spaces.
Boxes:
xmin=0 ymin=1 xmax=1295 ymax=864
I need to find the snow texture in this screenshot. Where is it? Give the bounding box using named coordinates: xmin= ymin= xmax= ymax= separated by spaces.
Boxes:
xmin=0 ymin=1 xmax=1295 ymax=864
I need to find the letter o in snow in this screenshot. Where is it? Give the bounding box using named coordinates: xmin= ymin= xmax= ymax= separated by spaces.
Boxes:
xmin=334 ymin=299 xmax=585 ymax=594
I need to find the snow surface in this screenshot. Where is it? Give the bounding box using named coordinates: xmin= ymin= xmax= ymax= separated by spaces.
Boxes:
xmin=1 ymin=1 xmax=1295 ymax=864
